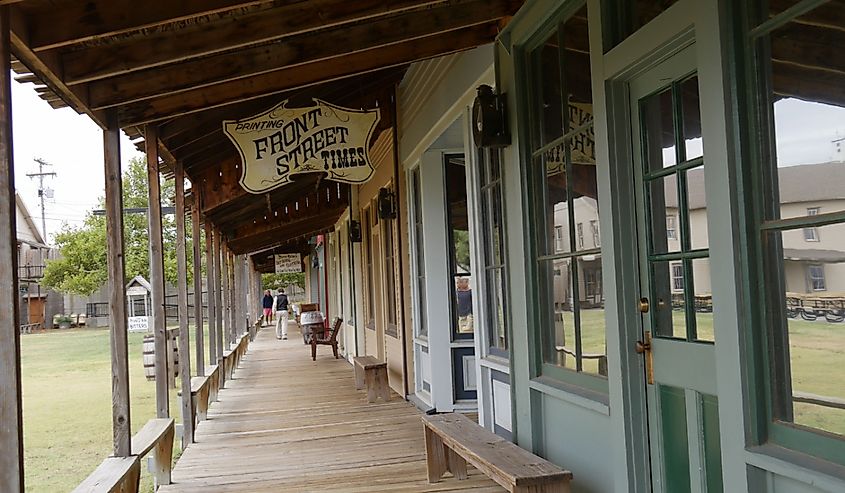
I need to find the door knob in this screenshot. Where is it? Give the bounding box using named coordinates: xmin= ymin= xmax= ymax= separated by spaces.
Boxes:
xmin=638 ymin=297 xmax=650 ymax=313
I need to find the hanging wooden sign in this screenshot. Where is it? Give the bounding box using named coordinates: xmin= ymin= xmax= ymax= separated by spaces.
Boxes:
xmin=274 ymin=253 xmax=302 ymax=274
xmin=224 ymin=100 xmax=380 ymax=194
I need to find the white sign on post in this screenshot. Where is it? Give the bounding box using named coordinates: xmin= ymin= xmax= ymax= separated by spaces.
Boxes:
xmin=128 ymin=316 xmax=150 ymax=332
xmin=223 ymin=99 xmax=380 ymax=194
xmin=275 ymin=253 xmax=302 ymax=274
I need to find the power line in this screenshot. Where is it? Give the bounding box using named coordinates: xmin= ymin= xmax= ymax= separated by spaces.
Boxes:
xmin=26 ymin=158 xmax=57 ymax=242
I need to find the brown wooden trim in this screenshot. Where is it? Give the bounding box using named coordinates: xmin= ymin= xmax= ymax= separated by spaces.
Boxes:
xmin=116 ymin=22 xmax=499 ymax=125
xmin=61 ymin=0 xmax=451 ymax=84
xmin=174 ymin=160 xmax=195 ymax=446
xmin=191 ymin=198 xmax=205 ymax=377
xmin=0 ymin=6 xmax=24 ymax=489
xmin=204 ymin=217 xmax=218 ymax=369
xmin=104 ymin=111 xmax=132 ymax=457
xmin=27 ymin=0 xmax=267 ymax=51
xmin=145 ymin=124 xmax=170 ymax=420
xmin=83 ymin=0 xmax=513 ymax=105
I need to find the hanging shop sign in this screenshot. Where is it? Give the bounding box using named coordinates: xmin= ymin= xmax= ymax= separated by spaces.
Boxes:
xmin=274 ymin=253 xmax=302 ymax=274
xmin=224 ymin=100 xmax=381 ymax=194
xmin=546 ymin=102 xmax=595 ymax=176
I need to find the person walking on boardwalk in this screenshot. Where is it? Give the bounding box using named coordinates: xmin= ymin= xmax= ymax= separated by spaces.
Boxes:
xmin=261 ymin=289 xmax=274 ymax=326
xmin=273 ymin=288 xmax=290 ymax=340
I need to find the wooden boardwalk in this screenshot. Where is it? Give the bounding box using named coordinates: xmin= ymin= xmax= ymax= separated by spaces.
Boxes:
xmin=160 ymin=327 xmax=503 ymax=492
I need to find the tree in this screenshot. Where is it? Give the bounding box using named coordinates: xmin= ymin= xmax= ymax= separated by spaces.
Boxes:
xmin=42 ymin=157 xmax=195 ymax=296
xmin=262 ymin=272 xmax=306 ymax=292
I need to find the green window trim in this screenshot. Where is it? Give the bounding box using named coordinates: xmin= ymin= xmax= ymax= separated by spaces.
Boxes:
xmin=737 ymin=0 xmax=845 ymax=467
xmin=516 ymin=0 xmax=609 ymax=396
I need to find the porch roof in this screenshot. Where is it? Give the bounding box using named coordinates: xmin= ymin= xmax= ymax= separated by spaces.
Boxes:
xmin=7 ymin=0 xmax=522 ymax=255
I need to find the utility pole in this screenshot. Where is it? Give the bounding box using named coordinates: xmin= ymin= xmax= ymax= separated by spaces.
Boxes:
xmin=27 ymin=158 xmax=56 ymax=242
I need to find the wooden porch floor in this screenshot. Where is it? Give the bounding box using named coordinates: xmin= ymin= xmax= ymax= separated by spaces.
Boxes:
xmin=159 ymin=327 xmax=504 ymax=492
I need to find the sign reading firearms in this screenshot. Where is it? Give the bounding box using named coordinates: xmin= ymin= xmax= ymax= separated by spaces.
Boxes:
xmin=224 ymin=99 xmax=380 ymax=194
xmin=274 ymin=253 xmax=302 ymax=274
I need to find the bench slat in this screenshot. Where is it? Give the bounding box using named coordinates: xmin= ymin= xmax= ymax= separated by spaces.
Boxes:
xmin=423 ymin=413 xmax=572 ymax=487
xmin=131 ymin=418 xmax=174 ymax=458
xmin=72 ymin=456 xmax=139 ymax=493
xmin=354 ymin=355 xmax=385 ymax=369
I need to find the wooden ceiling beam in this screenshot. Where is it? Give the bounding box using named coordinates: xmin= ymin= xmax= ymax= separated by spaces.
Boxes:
xmin=26 ymin=0 xmax=270 ymax=52
xmin=227 ymin=211 xmax=341 ymax=255
xmin=7 ymin=10 xmax=107 ymax=127
xmin=61 ymin=0 xmax=449 ymax=84
xmin=88 ymin=1 xmax=514 ymax=110
xmin=116 ymin=22 xmax=499 ymax=126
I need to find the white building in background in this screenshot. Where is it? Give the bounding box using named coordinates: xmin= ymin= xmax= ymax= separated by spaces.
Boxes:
xmin=15 ymin=193 xmax=62 ymax=329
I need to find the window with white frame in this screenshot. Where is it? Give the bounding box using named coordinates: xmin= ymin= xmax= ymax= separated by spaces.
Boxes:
xmin=590 ymin=220 xmax=599 ymax=248
xmin=576 ymin=223 xmax=584 ymax=249
xmin=803 ymin=207 xmax=820 ymax=241
xmin=410 ymin=168 xmax=427 ymax=338
xmin=554 ymin=225 xmax=564 ymax=252
xmin=666 ymin=215 xmax=677 ymax=240
xmin=478 ymin=148 xmax=509 ymax=354
xmin=671 ymin=263 xmax=684 ymax=292
xmin=807 ymin=265 xmax=826 ymax=292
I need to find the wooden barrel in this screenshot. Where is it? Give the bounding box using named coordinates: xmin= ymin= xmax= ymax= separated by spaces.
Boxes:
xmin=142 ymin=333 xmax=179 ymax=381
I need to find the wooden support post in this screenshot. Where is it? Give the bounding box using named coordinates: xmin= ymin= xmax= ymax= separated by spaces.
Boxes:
xmin=204 ymin=221 xmax=217 ymax=369
xmin=145 ymin=124 xmax=169 ymax=419
xmin=173 ymin=161 xmax=194 ymax=446
xmin=191 ymin=198 xmax=204 ymax=377
xmin=105 ymin=112 xmax=132 ymax=457
xmin=212 ymin=229 xmax=224 ymax=370
xmin=0 ymin=8 xmax=24 ymax=489
xmin=221 ymin=242 xmax=231 ymax=348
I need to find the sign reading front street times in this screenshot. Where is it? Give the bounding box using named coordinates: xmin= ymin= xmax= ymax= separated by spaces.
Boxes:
xmin=223 ymin=99 xmax=380 ymax=194
xmin=274 ymin=253 xmax=302 ymax=274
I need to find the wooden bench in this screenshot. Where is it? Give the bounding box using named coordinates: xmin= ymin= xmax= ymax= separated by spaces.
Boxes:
xmin=422 ymin=413 xmax=572 ymax=493
xmin=131 ymin=418 xmax=175 ymax=487
xmin=353 ymin=355 xmax=390 ymax=403
xmin=72 ymin=456 xmax=140 ymax=493
xmin=20 ymin=322 xmax=40 ymax=334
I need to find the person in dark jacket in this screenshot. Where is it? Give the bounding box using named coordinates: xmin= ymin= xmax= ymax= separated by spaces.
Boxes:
xmin=261 ymin=290 xmax=274 ymax=326
xmin=273 ymin=288 xmax=290 ymax=340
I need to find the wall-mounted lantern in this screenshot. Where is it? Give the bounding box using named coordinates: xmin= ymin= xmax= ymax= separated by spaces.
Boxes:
xmin=472 ymin=84 xmax=510 ymax=148
xmin=378 ymin=187 xmax=396 ymax=220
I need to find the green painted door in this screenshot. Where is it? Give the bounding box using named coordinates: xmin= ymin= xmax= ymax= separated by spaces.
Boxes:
xmin=630 ymin=43 xmax=723 ymax=493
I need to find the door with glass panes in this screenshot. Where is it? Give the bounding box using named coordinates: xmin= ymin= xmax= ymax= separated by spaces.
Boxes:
xmin=630 ymin=43 xmax=723 ymax=492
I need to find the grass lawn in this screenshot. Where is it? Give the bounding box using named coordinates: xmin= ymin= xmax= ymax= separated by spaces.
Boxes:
xmin=552 ymin=308 xmax=845 ymax=436
xmin=20 ymin=326 xmax=212 ymax=492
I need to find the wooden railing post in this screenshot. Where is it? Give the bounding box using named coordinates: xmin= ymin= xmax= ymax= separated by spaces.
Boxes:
xmin=221 ymin=241 xmax=231 ymax=348
xmin=0 ymin=8 xmax=24 ymax=490
xmin=145 ymin=124 xmax=169 ymax=419
xmin=204 ymin=221 xmax=217 ymax=370
xmin=105 ymin=111 xmax=132 ymax=457
xmin=191 ymin=197 xmax=205 ymax=377
xmin=174 ymin=161 xmax=194 ymax=446
xmin=212 ymin=229 xmax=224 ymax=379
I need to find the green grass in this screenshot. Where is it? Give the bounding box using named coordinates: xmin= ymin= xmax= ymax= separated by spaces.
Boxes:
xmin=21 ymin=328 xmax=185 ymax=492
xmin=550 ymin=308 xmax=845 ymax=437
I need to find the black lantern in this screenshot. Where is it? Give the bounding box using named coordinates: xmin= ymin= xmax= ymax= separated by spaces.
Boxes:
xmin=471 ymin=84 xmax=510 ymax=148
xmin=378 ymin=187 xmax=396 ymax=219
xmin=349 ymin=220 xmax=362 ymax=242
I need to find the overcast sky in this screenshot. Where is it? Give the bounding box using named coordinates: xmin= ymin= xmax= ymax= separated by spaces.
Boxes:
xmin=9 ymin=75 xmax=845 ymax=245
xmin=11 ymin=77 xmax=143 ymax=243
